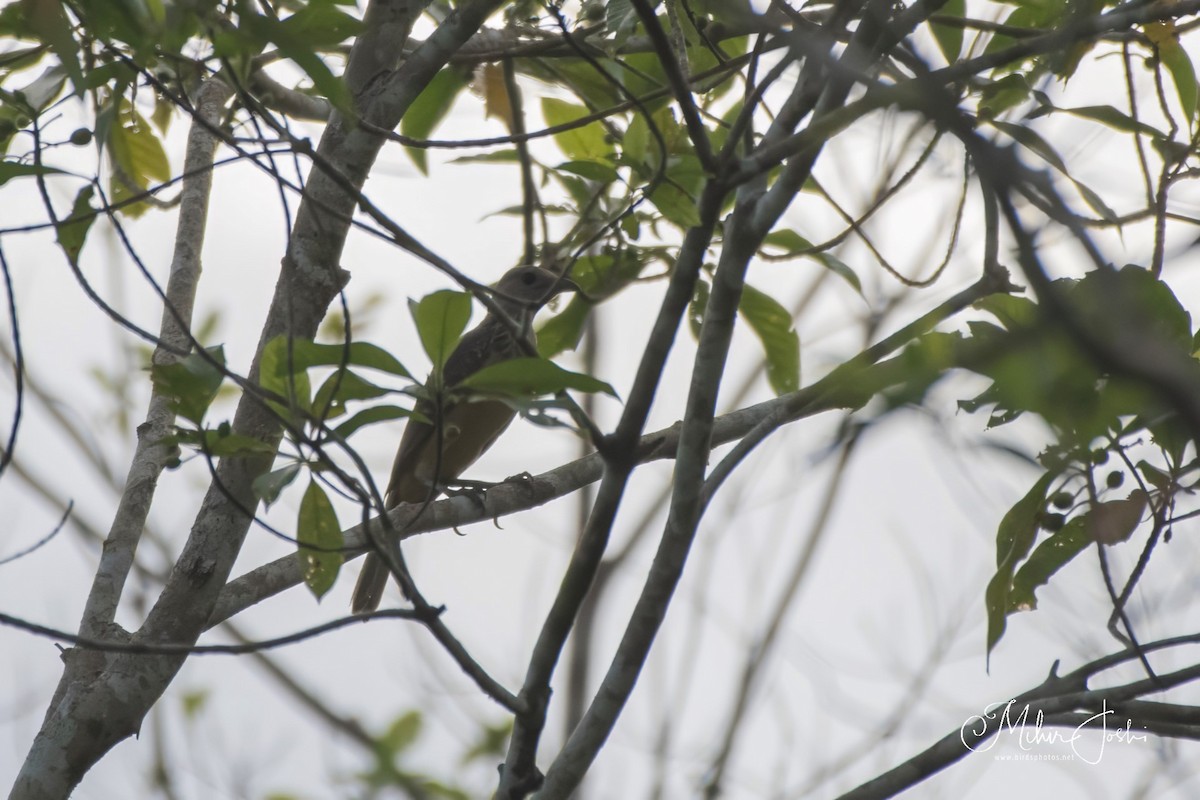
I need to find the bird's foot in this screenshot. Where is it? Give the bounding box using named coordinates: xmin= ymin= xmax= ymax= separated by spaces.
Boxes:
xmin=443 ymin=480 xmax=491 ymax=512
xmin=501 ymin=471 xmax=535 ymax=491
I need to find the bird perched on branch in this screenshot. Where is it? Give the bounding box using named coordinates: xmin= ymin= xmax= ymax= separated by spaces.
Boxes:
xmin=351 ymin=265 xmax=578 ymax=614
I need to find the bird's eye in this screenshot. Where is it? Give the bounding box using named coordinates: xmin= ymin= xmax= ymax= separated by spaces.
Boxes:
xmin=521 ymin=270 xmax=538 ymax=285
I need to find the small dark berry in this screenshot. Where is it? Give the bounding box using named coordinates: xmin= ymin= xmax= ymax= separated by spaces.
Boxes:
xmin=1051 ymin=491 xmax=1073 ymax=510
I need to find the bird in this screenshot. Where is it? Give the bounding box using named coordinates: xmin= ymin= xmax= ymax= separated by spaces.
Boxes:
xmin=351 ymin=265 xmax=578 ymax=614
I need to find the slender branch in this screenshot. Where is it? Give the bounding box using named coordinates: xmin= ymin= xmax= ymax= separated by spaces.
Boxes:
xmin=78 ymin=78 xmax=232 ymax=637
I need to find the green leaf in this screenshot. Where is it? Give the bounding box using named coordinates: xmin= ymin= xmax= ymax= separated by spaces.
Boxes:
xmin=0 ymin=163 xmax=60 ymax=192
xmin=331 ymin=404 xmax=413 ymax=440
xmin=150 ymin=345 xmax=226 ymax=424
xmin=297 ymin=479 xmax=343 ymax=600
xmin=930 ymin=0 xmax=965 ymax=64
xmin=462 ymin=720 xmax=514 ymax=765
xmin=541 ymin=97 xmax=610 ymax=162
xmin=450 ymin=149 xmax=520 ymax=164
xmin=556 ymin=159 xmax=619 ymax=183
xmin=536 ymin=295 xmax=591 ymax=358
xmin=55 ymin=185 xmax=96 ymax=261
xmin=253 ymin=463 xmax=301 ymax=507
xmin=260 ymin=337 xmax=313 ymax=423
xmin=738 ymin=284 xmax=800 ymax=395
xmin=1060 ymin=105 xmax=1165 ymax=139
xmin=380 ymin=710 xmax=423 ymax=755
xmin=279 ymin=1 xmax=363 ymax=49
xmin=262 ymin=337 xmax=411 ymax=381
xmin=992 ymin=119 xmax=1120 ymax=223
xmin=985 ymin=471 xmax=1054 ymax=661
xmin=22 ymin=0 xmax=84 ymax=97
xmin=240 ymin=8 xmax=353 ymax=119
xmin=813 ymin=253 xmax=863 ymax=298
xmin=763 ymin=229 xmax=812 ymax=253
xmin=1159 ymin=38 xmax=1198 ymax=125
xmin=648 ymin=181 xmax=700 ymax=229
xmin=974 ymin=294 xmax=1037 ymax=331
xmin=978 ymin=74 xmax=1031 ymax=120
xmin=107 ymin=98 xmax=171 ymax=218
xmin=990 ymin=119 xmax=1065 ymax=170
xmin=1074 ymin=265 xmax=1192 ymax=349
xmin=190 ymin=428 xmax=278 ymax=458
xmin=1008 ymin=517 xmax=1090 ymax=610
xmin=180 ymin=689 xmax=208 ymax=719
xmin=410 ymin=290 xmax=472 ymax=376
xmin=763 ymin=230 xmax=862 ymax=297
xmin=459 ymin=357 xmax=617 ymax=397
xmin=312 ymin=369 xmax=391 ymax=419
xmin=402 ymin=68 xmax=469 ymax=174
xmin=12 ymin=64 xmax=67 ymax=112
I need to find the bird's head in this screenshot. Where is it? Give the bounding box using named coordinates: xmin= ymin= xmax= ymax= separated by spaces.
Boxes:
xmin=490 ymin=265 xmax=579 ymax=315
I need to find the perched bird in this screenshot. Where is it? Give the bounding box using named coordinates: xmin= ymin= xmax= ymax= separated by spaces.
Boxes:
xmin=351 ymin=265 xmax=577 ymax=613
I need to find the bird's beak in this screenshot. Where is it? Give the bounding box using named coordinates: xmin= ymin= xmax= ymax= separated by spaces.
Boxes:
xmin=554 ymin=276 xmax=582 ymax=297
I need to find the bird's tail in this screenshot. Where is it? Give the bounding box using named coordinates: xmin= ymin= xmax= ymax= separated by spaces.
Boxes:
xmin=351 ymin=554 xmax=390 ymax=614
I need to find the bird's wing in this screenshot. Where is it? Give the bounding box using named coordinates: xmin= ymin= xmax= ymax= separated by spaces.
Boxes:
xmin=385 ymin=318 xmax=517 ymax=506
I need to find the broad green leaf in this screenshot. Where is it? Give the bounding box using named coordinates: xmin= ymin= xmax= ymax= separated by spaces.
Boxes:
xmin=537 ymin=295 xmax=591 ymax=357
xmin=0 ymin=160 xmax=62 ymax=186
xmin=107 ymin=99 xmax=171 ymax=218
xmin=402 ymin=68 xmax=469 ymax=174
xmin=312 ymin=369 xmax=391 ymax=419
xmin=541 ymin=97 xmax=610 ymax=162
xmin=1159 ymin=38 xmax=1198 ymax=125
xmin=985 ymin=471 xmax=1054 ymax=660
xmin=979 ymin=74 xmax=1027 ymax=120
xmin=261 ymin=337 xmax=411 ymax=381
xmin=1074 ymin=265 xmax=1192 ymax=349
xmin=253 ymin=463 xmax=301 ymax=507
xmin=22 ymin=0 xmax=83 ymax=96
xmin=478 ymin=62 xmax=512 ymax=130
xmin=331 ymin=404 xmax=413 ymax=440
xmin=260 ymin=337 xmax=313 ymax=422
xmin=297 ymin=479 xmax=343 ymax=600
xmin=150 ymin=345 xmax=226 ymax=424
xmin=55 ymin=185 xmax=96 ymax=261
xmin=648 ymin=182 xmax=700 ymax=229
xmin=556 ymin=160 xmax=619 ymax=183
xmin=459 ymin=357 xmax=617 ymax=397
xmin=974 ymin=294 xmax=1037 ymax=331
xmin=279 ymin=1 xmax=363 ymax=49
xmin=930 ymin=0 xmax=965 ymax=64
xmin=1008 ymin=517 xmax=1090 ymax=610
xmin=764 ymin=230 xmax=862 ymax=296
xmin=763 ymin=229 xmax=812 ymax=253
xmin=606 ymin=0 xmax=639 ymax=47
xmin=240 ymin=8 xmax=353 ymax=119
xmin=13 ymin=63 xmax=67 ymax=112
xmin=738 ymin=284 xmax=800 ymax=395
xmin=410 ymin=290 xmax=472 ymax=376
